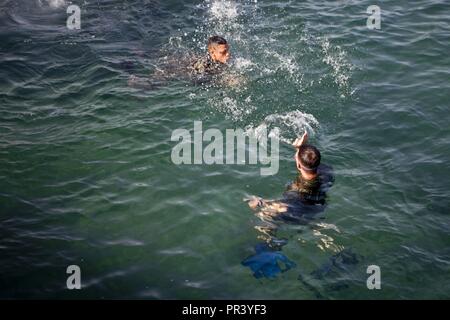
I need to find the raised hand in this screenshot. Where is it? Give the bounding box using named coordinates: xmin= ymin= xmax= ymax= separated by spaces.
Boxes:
xmin=292 ymin=130 xmax=308 ymax=148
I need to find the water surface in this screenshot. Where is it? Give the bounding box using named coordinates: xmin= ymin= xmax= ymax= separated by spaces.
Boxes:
xmin=1 ymin=0 xmax=449 ymax=299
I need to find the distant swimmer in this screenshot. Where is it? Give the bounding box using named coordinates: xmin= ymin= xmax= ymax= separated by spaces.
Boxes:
xmin=189 ymin=35 xmax=246 ymax=87
xmin=247 ymin=130 xmax=334 ymax=221
xmin=128 ymin=35 xmax=234 ymax=88
xmin=191 ymin=35 xmax=230 ymax=75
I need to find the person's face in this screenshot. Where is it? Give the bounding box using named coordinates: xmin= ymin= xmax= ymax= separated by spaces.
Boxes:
xmin=209 ymin=44 xmax=230 ymax=64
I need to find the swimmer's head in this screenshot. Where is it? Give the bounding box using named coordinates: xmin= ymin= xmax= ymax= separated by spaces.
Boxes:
xmin=297 ymin=145 xmax=321 ymax=174
xmin=208 ymin=36 xmax=230 ymax=64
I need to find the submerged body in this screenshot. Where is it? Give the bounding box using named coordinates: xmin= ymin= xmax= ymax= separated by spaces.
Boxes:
xmin=249 ymin=163 xmax=334 ymax=223
xmin=243 ymin=149 xmax=334 ymax=278
xmin=242 ymin=165 xmax=333 ymax=279
xmin=245 ymin=131 xmax=334 ymax=254
xmin=248 ymin=131 xmax=332 ymax=218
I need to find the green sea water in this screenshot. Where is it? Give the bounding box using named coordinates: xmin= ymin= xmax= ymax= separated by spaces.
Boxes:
xmin=1 ymin=0 xmax=449 ymax=299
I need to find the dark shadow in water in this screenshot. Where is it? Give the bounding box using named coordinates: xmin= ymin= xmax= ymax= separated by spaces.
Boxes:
xmin=310 ymin=248 xmax=360 ymax=280
xmin=298 ymin=248 xmax=364 ymax=299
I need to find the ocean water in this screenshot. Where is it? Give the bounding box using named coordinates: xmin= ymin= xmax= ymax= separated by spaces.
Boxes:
xmin=0 ymin=0 xmax=449 ymax=299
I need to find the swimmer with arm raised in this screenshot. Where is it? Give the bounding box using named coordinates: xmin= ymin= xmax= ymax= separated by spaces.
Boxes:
xmin=247 ymin=130 xmax=314 ymax=212
xmin=248 ymin=130 xmax=317 ymax=213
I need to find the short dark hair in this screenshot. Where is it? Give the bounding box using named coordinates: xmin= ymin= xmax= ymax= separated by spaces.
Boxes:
xmin=208 ymin=35 xmax=227 ymax=46
xmin=298 ymin=144 xmax=321 ymax=172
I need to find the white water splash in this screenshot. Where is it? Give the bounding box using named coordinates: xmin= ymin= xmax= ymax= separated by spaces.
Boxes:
xmin=214 ymin=96 xmax=256 ymax=121
xmin=272 ymin=52 xmax=299 ymax=76
xmin=188 ymin=1 xmax=353 ymax=125
xmin=232 ymin=57 xmax=255 ymax=71
xmin=38 ymin=0 xmax=67 ymax=8
xmin=245 ymin=110 xmax=319 ymax=144
xmin=320 ymin=37 xmax=353 ymax=94
xmin=208 ymin=0 xmax=239 ymax=21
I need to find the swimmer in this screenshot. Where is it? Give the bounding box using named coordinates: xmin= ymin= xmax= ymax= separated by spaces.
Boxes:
xmin=129 ymin=35 xmax=243 ymax=88
xmin=245 ymin=132 xmax=334 ymax=260
xmin=193 ymin=36 xmax=249 ymax=88
xmin=247 ymin=130 xmax=333 ymax=218
xmin=191 ymin=35 xmax=230 ymax=75
xmin=288 ymin=130 xmax=322 ymax=197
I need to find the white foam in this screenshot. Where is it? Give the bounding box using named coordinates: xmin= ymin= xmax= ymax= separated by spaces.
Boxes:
xmin=272 ymin=52 xmax=299 ymax=76
xmin=218 ymin=96 xmax=254 ymax=121
xmin=320 ymin=38 xmax=353 ymax=93
xmin=245 ymin=110 xmax=319 ymax=144
xmin=232 ymin=57 xmax=255 ymax=71
xmin=39 ymin=0 xmax=67 ymax=8
xmin=208 ymin=0 xmax=239 ymax=21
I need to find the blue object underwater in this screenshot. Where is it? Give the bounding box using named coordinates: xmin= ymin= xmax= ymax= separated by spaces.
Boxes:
xmin=242 ymin=243 xmax=296 ymax=279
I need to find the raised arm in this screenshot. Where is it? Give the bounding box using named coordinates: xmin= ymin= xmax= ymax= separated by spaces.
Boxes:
xmin=292 ymin=130 xmax=308 ymax=169
xmin=292 ymin=130 xmax=308 ymax=148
